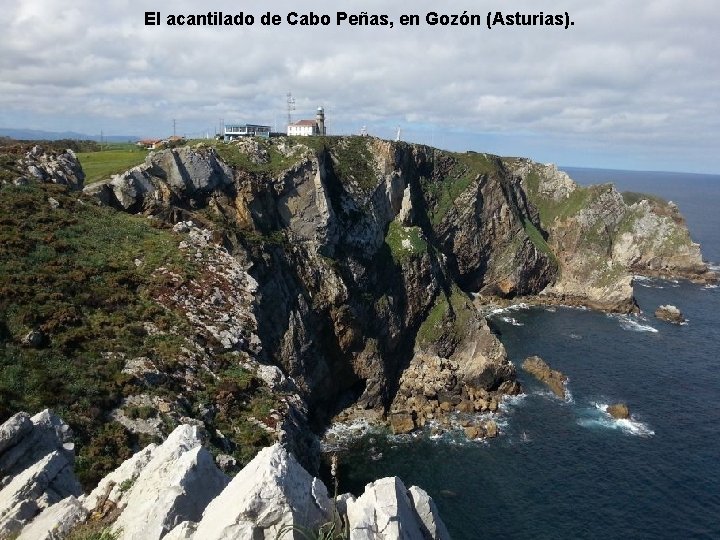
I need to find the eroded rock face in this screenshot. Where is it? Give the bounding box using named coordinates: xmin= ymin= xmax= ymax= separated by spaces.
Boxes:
xmin=655 ymin=304 xmax=686 ymax=324
xmin=522 ymin=356 xmax=567 ymax=399
xmin=108 ymin=425 xmax=229 ymax=540
xmin=345 ymin=476 xmax=450 ymax=540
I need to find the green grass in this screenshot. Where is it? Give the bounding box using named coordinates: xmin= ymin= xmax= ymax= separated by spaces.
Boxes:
xmin=416 ymin=287 xmax=474 ymax=347
xmin=77 ymin=148 xmax=149 ymax=184
xmin=621 ymin=191 xmax=668 ymax=207
xmin=522 ymin=170 xmax=597 ymax=225
xmin=200 ymin=138 xmax=304 ymax=177
xmin=384 ymin=220 xmax=427 ymax=262
xmin=423 ymin=151 xmax=499 ymax=226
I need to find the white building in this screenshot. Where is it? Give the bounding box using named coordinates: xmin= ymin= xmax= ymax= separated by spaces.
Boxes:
xmin=224 ymin=124 xmax=271 ymax=141
xmin=287 ymin=107 xmax=326 ymax=136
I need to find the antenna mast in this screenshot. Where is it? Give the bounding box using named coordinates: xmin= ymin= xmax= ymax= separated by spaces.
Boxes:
xmin=286 ymin=92 xmax=295 ymax=127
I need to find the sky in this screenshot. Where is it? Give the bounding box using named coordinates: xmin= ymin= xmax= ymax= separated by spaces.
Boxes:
xmin=1 ymin=0 xmax=719 ymax=173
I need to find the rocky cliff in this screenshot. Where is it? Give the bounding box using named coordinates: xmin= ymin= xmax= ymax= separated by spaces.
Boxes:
xmin=0 ymin=137 xmax=712 ymax=505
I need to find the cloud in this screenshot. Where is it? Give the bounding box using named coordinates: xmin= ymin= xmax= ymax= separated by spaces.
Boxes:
xmin=1 ymin=0 xmax=718 ymax=172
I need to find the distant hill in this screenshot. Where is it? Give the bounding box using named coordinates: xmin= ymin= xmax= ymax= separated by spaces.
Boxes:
xmin=0 ymin=127 xmax=136 ymax=143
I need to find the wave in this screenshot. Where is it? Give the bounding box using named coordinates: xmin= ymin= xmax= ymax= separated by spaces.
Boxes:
xmin=488 ymin=303 xmax=531 ymax=317
xmin=576 ymin=402 xmax=654 ymax=437
xmin=321 ymin=418 xmax=380 ymax=450
xmin=610 ymin=314 xmax=659 ymax=333
xmin=708 ymin=262 xmax=720 ymax=272
xmin=500 ymin=316 xmax=524 ymax=326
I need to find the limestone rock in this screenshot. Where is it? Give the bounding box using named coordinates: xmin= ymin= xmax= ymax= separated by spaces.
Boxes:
xmin=345 ymin=477 xmax=431 ymax=539
xmin=188 ymin=443 xmax=332 ymax=540
xmin=407 ymin=486 xmax=451 ymax=540
xmin=81 ymin=444 xmax=157 ymax=514
xmin=0 ymin=451 xmax=78 ymax=536
xmin=606 ymin=403 xmax=631 ymax=420
xmin=16 ymin=147 xmax=84 ymax=189
xmin=655 ymin=304 xmax=686 ymax=324
xmin=522 ymin=356 xmax=567 ymax=399
xmin=109 ymin=425 xmax=229 ymax=540
xmin=0 ymin=409 xmax=81 ymax=538
xmin=16 ymin=495 xmax=87 ymax=540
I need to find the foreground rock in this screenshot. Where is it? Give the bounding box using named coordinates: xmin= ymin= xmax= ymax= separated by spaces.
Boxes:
xmin=345 ymin=477 xmax=451 ymax=540
xmin=173 ymin=443 xmax=331 ymax=539
xmin=0 ymin=410 xmax=81 ymax=537
xmin=522 ymin=356 xmax=568 ymax=399
xmin=606 ymin=403 xmax=631 ymax=420
xmin=655 ymin=304 xmax=686 ymax=324
xmin=4 ymin=413 xmax=450 ymax=540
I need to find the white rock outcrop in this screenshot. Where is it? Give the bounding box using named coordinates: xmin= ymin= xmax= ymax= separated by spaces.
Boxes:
xmin=0 ymin=410 xmax=81 ymax=538
xmin=346 ymin=477 xmax=429 ymax=540
xmin=6 ymin=414 xmax=450 ymax=540
xmin=178 ymin=442 xmax=332 ymax=540
xmin=109 ymin=425 xmax=228 ymax=540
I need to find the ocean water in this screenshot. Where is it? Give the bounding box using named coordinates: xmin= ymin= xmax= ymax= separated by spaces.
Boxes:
xmin=332 ymin=169 xmax=720 ymax=539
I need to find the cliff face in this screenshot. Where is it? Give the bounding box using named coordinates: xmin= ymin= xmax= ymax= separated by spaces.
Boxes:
xmin=80 ymin=137 xmax=712 ymax=431
xmin=509 ymin=160 xmax=712 ymax=311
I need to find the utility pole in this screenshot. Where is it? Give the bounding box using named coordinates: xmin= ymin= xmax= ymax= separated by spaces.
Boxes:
xmin=173 ymin=119 xmax=176 ymax=137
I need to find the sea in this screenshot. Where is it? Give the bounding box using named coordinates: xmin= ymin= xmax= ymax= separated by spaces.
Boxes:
xmin=328 ymin=168 xmax=720 ymax=539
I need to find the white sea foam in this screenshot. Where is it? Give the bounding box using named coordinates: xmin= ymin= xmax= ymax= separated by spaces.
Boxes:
xmin=568 ymin=333 xmax=582 ymax=340
xmin=708 ymin=262 xmax=720 ymax=272
xmin=611 ymin=314 xmax=659 ymax=333
xmin=501 ymin=316 xmax=524 ymax=326
xmin=488 ymin=303 xmax=531 ymax=317
xmin=576 ymin=402 xmax=655 ymax=437
xmin=321 ymin=418 xmax=379 ymax=450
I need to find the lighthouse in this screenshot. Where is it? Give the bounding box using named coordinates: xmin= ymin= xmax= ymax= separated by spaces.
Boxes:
xmin=316 ymin=107 xmax=326 ymax=135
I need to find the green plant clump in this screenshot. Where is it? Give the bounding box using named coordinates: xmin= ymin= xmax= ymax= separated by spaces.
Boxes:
xmin=416 ymin=287 xmax=474 ymax=347
xmin=384 ymin=220 xmax=427 ymax=262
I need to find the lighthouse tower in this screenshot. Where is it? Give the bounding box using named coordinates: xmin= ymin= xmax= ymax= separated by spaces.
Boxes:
xmin=316 ymin=107 xmax=326 ymax=135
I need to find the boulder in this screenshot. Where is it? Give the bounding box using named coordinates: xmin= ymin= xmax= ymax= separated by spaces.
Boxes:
xmin=484 ymin=420 xmax=499 ymax=439
xmin=389 ymin=413 xmax=416 ymax=435
xmin=606 ymin=403 xmax=631 ymax=420
xmin=655 ymin=305 xmax=686 ymax=324
xmin=185 ymin=443 xmax=332 ymax=540
xmin=522 ymin=356 xmax=567 ymax=399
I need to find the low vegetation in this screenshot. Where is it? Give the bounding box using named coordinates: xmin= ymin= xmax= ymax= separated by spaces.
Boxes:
xmin=423 ymin=151 xmax=498 ymax=226
xmin=384 ymin=220 xmax=427 ymax=262
xmin=416 ymin=287 xmax=474 ymax=348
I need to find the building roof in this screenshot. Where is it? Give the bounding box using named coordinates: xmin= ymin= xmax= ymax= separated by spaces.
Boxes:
xmin=290 ymin=120 xmax=317 ymax=127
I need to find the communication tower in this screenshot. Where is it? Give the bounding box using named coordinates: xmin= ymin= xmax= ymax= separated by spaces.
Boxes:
xmin=286 ymin=92 xmax=295 ymax=126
